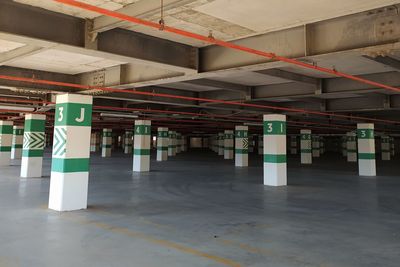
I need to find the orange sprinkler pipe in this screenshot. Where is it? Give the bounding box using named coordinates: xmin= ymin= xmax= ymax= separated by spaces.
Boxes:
xmin=0 ymin=74 xmax=398 ymax=125
xmin=55 ymin=0 xmax=400 ymax=94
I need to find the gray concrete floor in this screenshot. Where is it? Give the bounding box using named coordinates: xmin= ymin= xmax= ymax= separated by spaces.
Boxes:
xmin=0 ymin=149 xmax=399 ymax=267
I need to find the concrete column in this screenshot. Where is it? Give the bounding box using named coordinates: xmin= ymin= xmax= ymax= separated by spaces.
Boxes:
xmin=133 ymin=120 xmax=151 ymax=172
xmin=182 ymin=136 xmax=187 ymax=152
xmin=168 ymin=131 xmax=174 ymax=156
xmin=0 ymin=121 xmax=13 ymax=166
xmin=390 ymin=137 xmax=395 ymax=157
xmin=101 ymin=129 xmax=112 ymax=157
xmin=176 ymin=132 xmax=182 ymax=154
xmin=300 ymin=129 xmax=312 ymax=164
xmin=263 ymin=114 xmax=287 ymax=186
xmin=248 ymin=135 xmax=254 ymax=153
xmin=224 ymin=130 xmax=234 ymax=159
xmin=218 ymin=132 xmax=224 ymax=156
xmin=258 ymin=135 xmax=263 ymax=155
xmin=157 ymin=127 xmax=168 ymax=161
xmin=90 ymin=132 xmax=97 ymax=152
xmin=49 ymin=94 xmax=93 ymax=211
xmin=342 ymin=136 xmax=347 ymax=157
xmin=357 ymin=123 xmax=376 ymax=176
xmin=381 ymin=135 xmax=390 ymax=160
xmin=11 ymin=126 xmax=24 ymax=163
xmin=235 ymin=126 xmax=248 ymax=167
xmin=124 ymin=130 xmax=133 ymax=154
xmin=320 ymin=136 xmax=325 ymax=155
xmin=312 ymin=135 xmax=320 ymax=158
xmin=21 ymin=114 xmax=46 ymax=178
xmin=290 ymin=136 xmax=297 ymax=154
xmin=347 ymin=132 xmax=357 ymax=162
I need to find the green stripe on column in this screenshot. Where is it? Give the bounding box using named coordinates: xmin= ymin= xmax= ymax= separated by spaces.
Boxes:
xmin=264 ymin=154 xmax=287 ymax=163
xmin=0 ymin=125 xmax=13 ymax=134
xmin=133 ymin=149 xmax=151 ymax=155
xmin=0 ymin=146 xmax=11 ymax=152
xmin=358 ymin=153 xmax=375 ymax=159
xmin=157 ymin=147 xmax=168 ymax=151
xmin=357 ymin=129 xmax=374 ymax=139
xmin=51 ymin=158 xmax=90 ymax=172
xmin=301 ymin=149 xmax=311 ymax=153
xmin=25 ymin=119 xmax=46 ymax=132
xmin=102 ymin=144 xmax=112 ymax=148
xmin=55 ymin=103 xmax=92 ymax=127
xmin=224 ymin=147 xmax=234 ymax=150
xmin=235 ymin=149 xmax=248 ymax=154
xmin=12 ymin=144 xmax=22 ymax=149
xmin=263 ymin=121 xmax=286 ymax=135
xmin=22 ymin=149 xmax=44 ymax=157
xmin=134 ymin=125 xmax=151 ymax=135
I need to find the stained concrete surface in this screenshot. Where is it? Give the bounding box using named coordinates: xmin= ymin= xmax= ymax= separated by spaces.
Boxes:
xmin=0 ymin=149 xmax=399 ymax=267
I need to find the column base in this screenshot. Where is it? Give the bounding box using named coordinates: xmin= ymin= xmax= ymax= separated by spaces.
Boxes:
xmin=48 ymin=172 xmax=89 ymax=211
xmin=358 ymin=159 xmax=376 ymax=176
xmin=0 ymin=152 xmax=11 ymax=166
xmin=20 ymin=157 xmax=43 ymax=178
xmin=235 ymin=154 xmax=248 ymax=167
xmin=133 ymin=155 xmax=150 ymax=172
xmin=264 ymin=163 xmax=287 ymax=186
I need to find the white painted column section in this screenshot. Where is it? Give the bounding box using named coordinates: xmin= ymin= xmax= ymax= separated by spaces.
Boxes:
xmin=21 ymin=114 xmax=46 ymax=178
xmin=312 ymin=135 xmax=320 ymax=158
xmin=168 ymin=131 xmax=174 ymax=156
xmin=381 ymin=135 xmax=390 ymax=161
xmin=11 ymin=126 xmax=24 ymax=163
xmin=347 ymin=132 xmax=357 ymax=162
xmin=90 ymin=132 xmax=97 ymax=152
xmin=235 ymin=126 xmax=248 ymax=167
xmin=124 ymin=130 xmax=133 ymax=154
xmin=224 ymin=130 xmax=234 ymax=159
xmin=157 ymin=127 xmax=168 ymax=161
xmin=218 ymin=132 xmax=224 ymax=156
xmin=263 ymin=114 xmax=287 ymax=186
xmin=357 ymin=123 xmax=376 ymax=176
xmin=133 ymin=120 xmax=151 ymax=172
xmin=290 ymin=136 xmax=297 ymax=154
xmin=102 ymin=129 xmax=112 ymax=157
xmin=0 ymin=120 xmax=13 ymax=166
xmin=48 ymin=94 xmax=93 ymax=211
xmin=300 ymin=130 xmax=312 ymax=164
xmin=258 ymin=135 xmax=263 ymax=155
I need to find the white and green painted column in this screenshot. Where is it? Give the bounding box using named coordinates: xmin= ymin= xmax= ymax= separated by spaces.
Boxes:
xmin=300 ymin=129 xmax=312 ymax=164
xmin=11 ymin=125 xmax=24 ymax=163
xmin=0 ymin=121 xmax=13 ymax=166
xmin=235 ymin=126 xmax=248 ymax=167
xmin=390 ymin=137 xmax=395 ymax=157
xmin=312 ymin=135 xmax=320 ymax=158
xmin=320 ymin=136 xmax=325 ymax=155
xmin=90 ymin=132 xmax=99 ymax=153
xmin=157 ymin=127 xmax=168 ymax=161
xmin=264 ymin=115 xmax=287 ymax=186
xmin=176 ymin=132 xmax=182 ymax=154
xmin=48 ymin=94 xmax=93 ymax=211
xmin=224 ymin=130 xmax=234 ymax=160
xmin=381 ymin=135 xmax=390 ymax=161
xmin=182 ymin=135 xmax=187 ymax=152
xmin=258 ymin=135 xmax=263 ymax=155
xmin=124 ymin=130 xmax=133 ymax=154
xmin=347 ymin=132 xmax=357 ymax=162
xmin=357 ymin=123 xmax=376 ymax=176
xmin=218 ymin=132 xmax=224 ymax=156
xmin=290 ymin=136 xmax=297 ymax=154
xmin=102 ymin=129 xmax=112 ymax=157
xmin=168 ymin=131 xmax=177 ymax=156
xmin=133 ymin=120 xmax=151 ymax=172
xmin=342 ymin=136 xmax=347 ymax=157
xmin=21 ymin=114 xmax=46 ymax=178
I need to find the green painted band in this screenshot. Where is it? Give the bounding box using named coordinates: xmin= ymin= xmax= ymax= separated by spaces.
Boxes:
xmin=22 ymin=149 xmax=43 ymax=157
xmin=381 ymin=150 xmax=390 ymax=152
xmin=301 ymin=134 xmax=311 ymax=140
xmin=12 ymin=144 xmax=23 ymax=149
xmin=125 ymin=144 xmax=133 ymax=147
xmin=157 ymin=147 xmax=168 ymax=151
xmin=54 ymin=103 xmax=93 ymax=127
xmin=158 ymin=132 xmax=168 ymax=137
xmin=347 ymin=149 xmax=357 ymax=152
xmin=301 ymin=149 xmax=311 ymax=153
xmin=103 ymin=132 xmax=112 ymax=137
xmin=358 ymin=153 xmax=375 ymax=159
xmin=235 ymin=149 xmax=248 ymax=154
xmin=13 ymin=129 xmax=23 ymax=135
xmin=134 ymin=125 xmax=151 ymax=135
xmin=264 ymin=154 xmax=287 ymax=163
xmin=0 ymin=125 xmax=13 ymax=134
xmin=102 ymin=145 xmax=112 ymax=148
xmin=51 ymin=158 xmax=90 ymax=173
xmin=134 ymin=149 xmax=150 ymax=155
xmin=263 ymin=121 xmax=286 ymax=135
xmin=24 ymin=119 xmax=45 ymax=132
xmin=0 ymin=146 xmax=11 ymax=152
xmin=224 ymin=147 xmax=234 ymax=150
xmin=235 ymin=130 xmax=248 ymax=138
xmin=357 ymin=129 xmax=374 ymax=139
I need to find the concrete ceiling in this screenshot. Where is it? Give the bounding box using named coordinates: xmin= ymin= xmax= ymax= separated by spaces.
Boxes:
xmin=13 ymin=0 xmax=400 ymax=47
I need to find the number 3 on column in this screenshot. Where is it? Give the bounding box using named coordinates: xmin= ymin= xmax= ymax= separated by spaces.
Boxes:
xmin=57 ymin=107 xmax=64 ymax=122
